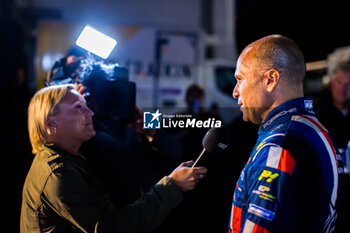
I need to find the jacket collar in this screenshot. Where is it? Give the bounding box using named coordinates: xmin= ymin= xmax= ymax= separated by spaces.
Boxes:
xmin=258 ymin=97 xmax=315 ymax=135
xmin=43 ymin=144 xmax=87 ymax=166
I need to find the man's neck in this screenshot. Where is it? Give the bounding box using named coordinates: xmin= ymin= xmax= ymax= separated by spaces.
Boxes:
xmin=261 ymin=91 xmax=304 ymax=123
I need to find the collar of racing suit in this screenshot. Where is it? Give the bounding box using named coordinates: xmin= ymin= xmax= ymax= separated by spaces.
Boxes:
xmin=258 ymin=97 xmax=315 ymax=136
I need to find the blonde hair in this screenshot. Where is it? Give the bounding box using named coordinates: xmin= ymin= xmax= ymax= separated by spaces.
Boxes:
xmin=27 ymin=84 xmax=75 ymax=154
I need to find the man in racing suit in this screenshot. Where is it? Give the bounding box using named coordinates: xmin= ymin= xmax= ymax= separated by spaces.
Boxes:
xmin=228 ymin=35 xmax=344 ymax=233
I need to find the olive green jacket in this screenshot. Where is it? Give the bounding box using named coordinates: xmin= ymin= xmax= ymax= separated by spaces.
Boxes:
xmin=20 ymin=145 xmax=183 ymax=233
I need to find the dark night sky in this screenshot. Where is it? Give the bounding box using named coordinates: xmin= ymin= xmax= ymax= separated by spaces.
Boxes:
xmin=235 ymin=0 xmax=350 ymax=62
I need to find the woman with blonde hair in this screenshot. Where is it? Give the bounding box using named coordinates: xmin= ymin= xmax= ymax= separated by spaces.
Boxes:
xmin=21 ymin=84 xmax=207 ymax=233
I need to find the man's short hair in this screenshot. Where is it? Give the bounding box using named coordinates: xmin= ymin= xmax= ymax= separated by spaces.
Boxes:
xmin=253 ymin=34 xmax=306 ymax=85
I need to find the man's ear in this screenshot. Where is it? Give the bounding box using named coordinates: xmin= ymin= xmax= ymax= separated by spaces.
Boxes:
xmin=264 ymin=69 xmax=280 ymax=93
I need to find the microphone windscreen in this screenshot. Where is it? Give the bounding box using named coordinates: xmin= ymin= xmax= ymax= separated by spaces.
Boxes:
xmin=202 ymin=127 xmax=231 ymax=154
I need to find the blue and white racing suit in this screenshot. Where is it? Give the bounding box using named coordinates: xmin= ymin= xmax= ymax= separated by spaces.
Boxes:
xmin=228 ymin=97 xmax=344 ymax=233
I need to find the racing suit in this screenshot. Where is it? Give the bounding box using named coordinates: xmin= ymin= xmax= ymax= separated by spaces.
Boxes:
xmin=228 ymin=97 xmax=344 ymax=233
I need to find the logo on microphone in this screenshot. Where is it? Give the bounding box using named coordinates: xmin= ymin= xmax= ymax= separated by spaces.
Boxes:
xmin=218 ymin=143 xmax=228 ymax=150
xmin=143 ymin=109 xmax=162 ymax=129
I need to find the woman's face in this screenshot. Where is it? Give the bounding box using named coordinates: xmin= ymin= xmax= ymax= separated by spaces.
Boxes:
xmin=50 ymin=88 xmax=95 ymax=147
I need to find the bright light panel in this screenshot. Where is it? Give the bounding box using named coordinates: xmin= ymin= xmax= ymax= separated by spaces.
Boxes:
xmin=76 ymin=25 xmax=117 ymax=59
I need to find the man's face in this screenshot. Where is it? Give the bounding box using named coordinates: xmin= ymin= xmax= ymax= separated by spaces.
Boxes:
xmin=330 ymin=70 xmax=350 ymax=109
xmin=232 ymin=48 xmax=269 ymax=124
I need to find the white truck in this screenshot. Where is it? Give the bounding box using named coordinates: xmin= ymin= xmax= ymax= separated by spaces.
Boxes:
xmin=109 ymin=27 xmax=240 ymax=123
xmin=37 ymin=22 xmax=240 ymax=123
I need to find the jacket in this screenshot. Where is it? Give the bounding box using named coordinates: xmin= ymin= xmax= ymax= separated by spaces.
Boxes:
xmin=20 ymin=145 xmax=182 ymax=233
xmin=228 ymin=97 xmax=344 ymax=233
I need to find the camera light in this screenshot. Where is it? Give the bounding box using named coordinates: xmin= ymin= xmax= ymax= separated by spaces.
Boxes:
xmin=76 ymin=25 xmax=117 ymax=59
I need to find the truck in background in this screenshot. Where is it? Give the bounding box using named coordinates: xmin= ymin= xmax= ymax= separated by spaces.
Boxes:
xmin=36 ymin=21 xmax=240 ymax=124
xmin=108 ymin=27 xmax=240 ymax=123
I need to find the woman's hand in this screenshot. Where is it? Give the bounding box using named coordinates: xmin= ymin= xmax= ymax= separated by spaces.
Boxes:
xmin=168 ymin=161 xmax=207 ymax=192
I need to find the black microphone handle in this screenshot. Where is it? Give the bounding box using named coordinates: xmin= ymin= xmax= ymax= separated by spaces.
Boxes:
xmin=191 ymin=148 xmax=206 ymax=168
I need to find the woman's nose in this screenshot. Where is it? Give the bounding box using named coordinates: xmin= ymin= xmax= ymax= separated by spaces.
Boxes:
xmin=82 ymin=105 xmax=94 ymax=117
xmin=86 ymin=106 xmax=94 ymax=117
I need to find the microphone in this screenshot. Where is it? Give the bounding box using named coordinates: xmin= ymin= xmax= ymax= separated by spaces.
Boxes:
xmin=191 ymin=127 xmax=231 ymax=168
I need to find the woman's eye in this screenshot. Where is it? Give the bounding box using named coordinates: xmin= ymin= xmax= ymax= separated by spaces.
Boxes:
xmin=74 ymin=104 xmax=82 ymax=109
